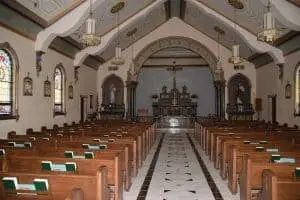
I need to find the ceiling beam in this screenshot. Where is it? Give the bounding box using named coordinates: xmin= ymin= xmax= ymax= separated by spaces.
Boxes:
xmin=35 ymin=0 xmax=106 ymax=53
xmin=189 ymin=0 xmax=285 ymax=64
xmin=180 ymin=0 xmax=186 ymax=20
xmin=259 ymin=0 xmax=300 ymax=31
xmin=1 ymin=0 xmax=48 ymax=28
xmin=164 ymin=0 xmax=171 ymax=20
xmin=74 ymin=0 xmax=168 ymax=66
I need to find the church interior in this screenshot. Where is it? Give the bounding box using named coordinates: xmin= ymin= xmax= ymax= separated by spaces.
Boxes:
xmin=0 ymin=0 xmax=300 ymax=199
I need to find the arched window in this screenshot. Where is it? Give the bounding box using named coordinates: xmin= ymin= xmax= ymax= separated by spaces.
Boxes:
xmin=0 ymin=43 xmax=18 ymax=120
xmin=54 ymin=65 xmax=65 ymax=115
xmin=295 ymin=64 xmax=300 ymax=115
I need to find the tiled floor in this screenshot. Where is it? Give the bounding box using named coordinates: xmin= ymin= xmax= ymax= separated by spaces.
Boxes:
xmin=124 ymin=129 xmax=240 ymax=200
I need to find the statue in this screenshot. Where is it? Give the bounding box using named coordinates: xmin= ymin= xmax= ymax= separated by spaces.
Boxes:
xmin=182 ymin=85 xmax=187 ymax=93
xmin=109 ymin=84 xmax=117 ymax=104
xmin=162 ymin=85 xmax=167 ymax=93
xmin=127 ymin=63 xmax=138 ymax=81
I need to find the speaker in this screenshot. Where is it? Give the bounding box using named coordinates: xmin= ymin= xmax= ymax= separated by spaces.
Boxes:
xmin=255 ymin=98 xmax=262 ymax=111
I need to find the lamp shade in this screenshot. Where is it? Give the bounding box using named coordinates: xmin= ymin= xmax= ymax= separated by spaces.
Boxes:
xmin=86 ymin=18 xmax=96 ymax=34
xmin=264 ymin=12 xmax=275 ymax=30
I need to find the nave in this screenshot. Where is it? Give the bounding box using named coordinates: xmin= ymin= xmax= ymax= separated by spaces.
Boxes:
xmin=124 ymin=129 xmax=239 ymax=200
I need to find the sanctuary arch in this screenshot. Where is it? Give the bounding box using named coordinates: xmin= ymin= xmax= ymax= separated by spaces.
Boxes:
xmin=126 ymin=36 xmax=225 ymax=120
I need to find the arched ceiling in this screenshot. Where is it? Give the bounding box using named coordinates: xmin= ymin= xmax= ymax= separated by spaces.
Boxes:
xmin=7 ymin=0 xmax=300 ymax=67
xmin=143 ymin=47 xmax=208 ymax=68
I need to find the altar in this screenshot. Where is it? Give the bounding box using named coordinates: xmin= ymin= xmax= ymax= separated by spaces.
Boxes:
xmin=152 ymin=85 xmax=197 ymax=117
xmin=152 ymin=63 xmax=197 ymax=117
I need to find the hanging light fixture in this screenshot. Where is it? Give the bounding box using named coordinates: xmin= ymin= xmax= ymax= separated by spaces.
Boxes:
xmin=228 ymin=7 xmax=243 ymax=66
xmin=128 ymin=29 xmax=137 ymax=71
xmin=214 ymin=26 xmax=225 ymax=82
xmin=111 ymin=10 xmax=125 ymax=65
xmin=257 ymin=0 xmax=279 ymax=43
xmin=81 ymin=0 xmax=101 ymax=47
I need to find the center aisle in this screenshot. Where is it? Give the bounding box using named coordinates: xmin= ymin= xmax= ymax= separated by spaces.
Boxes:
xmin=144 ymin=129 xmax=219 ymax=200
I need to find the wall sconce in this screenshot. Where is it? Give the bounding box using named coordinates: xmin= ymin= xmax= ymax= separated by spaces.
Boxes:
xmin=285 ymin=81 xmax=291 ymax=99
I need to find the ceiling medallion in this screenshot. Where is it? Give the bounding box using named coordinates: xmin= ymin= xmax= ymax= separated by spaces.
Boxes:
xmin=228 ymin=0 xmax=244 ymax=10
xmin=111 ymin=1 xmax=125 ymax=14
xmin=126 ymin=28 xmax=137 ymax=37
xmin=214 ymin=26 xmax=225 ymax=35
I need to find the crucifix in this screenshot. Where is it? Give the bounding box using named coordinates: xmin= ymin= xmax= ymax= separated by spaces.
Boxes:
xmin=166 ymin=61 xmax=183 ymax=106
xmin=166 ymin=61 xmax=183 ymax=90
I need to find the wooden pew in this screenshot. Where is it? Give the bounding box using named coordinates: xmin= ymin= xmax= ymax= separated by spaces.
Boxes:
xmin=219 ymin=137 xmax=295 ymax=179
xmin=240 ymin=153 xmax=300 ymax=200
xmin=227 ymin=144 xmax=300 ymax=194
xmin=0 ymin=167 xmax=108 ymax=200
xmin=261 ymin=169 xmax=300 ymax=200
xmin=1 ymin=155 xmax=122 ymax=200
xmin=0 ymin=145 xmax=132 ymax=192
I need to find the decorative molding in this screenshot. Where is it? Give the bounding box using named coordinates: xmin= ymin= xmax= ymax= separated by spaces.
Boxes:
xmin=126 ymin=28 xmax=138 ymax=37
xmin=143 ymin=64 xmax=209 ymax=68
xmin=214 ymin=26 xmax=225 ymax=35
xmin=111 ymin=1 xmax=125 ymax=14
xmin=108 ymin=66 xmax=119 ymax=71
xmin=227 ymin=0 xmax=244 ymax=10
xmin=133 ymin=36 xmax=218 ymax=82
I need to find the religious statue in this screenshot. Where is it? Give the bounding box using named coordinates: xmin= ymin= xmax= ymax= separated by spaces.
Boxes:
xmin=182 ymin=85 xmax=187 ymax=93
xmin=109 ymin=84 xmax=117 ymax=104
xmin=162 ymin=85 xmax=167 ymax=93
xmin=36 ymin=51 xmax=43 ymax=76
xmin=127 ymin=64 xmax=138 ymax=81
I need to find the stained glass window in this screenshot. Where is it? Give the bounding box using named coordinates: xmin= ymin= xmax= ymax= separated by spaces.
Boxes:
xmin=54 ymin=67 xmax=64 ymax=114
xmin=295 ymin=65 xmax=300 ymax=115
xmin=0 ymin=49 xmax=13 ymax=116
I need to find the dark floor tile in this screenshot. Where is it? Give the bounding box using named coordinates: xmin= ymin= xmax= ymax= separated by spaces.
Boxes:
xmin=186 ymin=134 xmax=224 ymax=200
xmin=136 ymin=133 xmax=165 ymax=200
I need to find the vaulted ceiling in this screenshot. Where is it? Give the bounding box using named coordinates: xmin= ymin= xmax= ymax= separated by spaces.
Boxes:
xmin=4 ymin=0 xmax=300 ymax=67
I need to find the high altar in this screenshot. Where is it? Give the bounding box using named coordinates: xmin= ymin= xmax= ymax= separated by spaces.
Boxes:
xmin=152 ymin=85 xmax=197 ymax=117
xmin=152 ymin=64 xmax=197 ymax=118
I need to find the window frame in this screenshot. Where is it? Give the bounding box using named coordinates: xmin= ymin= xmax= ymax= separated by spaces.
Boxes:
xmin=295 ymin=62 xmax=300 ymax=116
xmin=54 ymin=63 xmax=66 ymax=116
xmin=0 ymin=43 xmax=19 ymax=121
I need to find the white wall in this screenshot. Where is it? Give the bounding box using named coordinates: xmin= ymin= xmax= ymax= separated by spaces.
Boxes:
xmin=0 ymin=26 xmax=97 ymax=138
xmin=97 ymin=18 xmax=257 ymax=114
xmin=257 ymin=50 xmax=300 ymax=126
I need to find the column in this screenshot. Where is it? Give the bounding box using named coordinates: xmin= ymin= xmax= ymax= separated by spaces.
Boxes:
xmin=214 ymin=81 xmax=226 ymax=120
xmin=126 ymin=81 xmax=138 ymax=121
